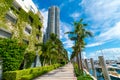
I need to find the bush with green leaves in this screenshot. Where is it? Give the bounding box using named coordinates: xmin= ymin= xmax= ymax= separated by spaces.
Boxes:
xmin=77 ymin=75 xmax=93 ymax=80
xmin=0 ymin=38 xmax=26 ymax=72
xmin=73 ymin=63 xmax=93 ymax=80
xmin=3 ymin=64 xmax=61 ymax=80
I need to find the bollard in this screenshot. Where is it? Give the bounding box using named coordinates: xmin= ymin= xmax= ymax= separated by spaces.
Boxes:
xmin=90 ymin=58 xmax=97 ymax=78
xmin=98 ymin=56 xmax=111 ymax=80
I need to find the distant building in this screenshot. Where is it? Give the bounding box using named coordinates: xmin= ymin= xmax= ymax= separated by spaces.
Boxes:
xmin=44 ymin=6 xmax=60 ymax=42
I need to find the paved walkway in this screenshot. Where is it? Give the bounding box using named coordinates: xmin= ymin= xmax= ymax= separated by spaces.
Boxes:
xmin=34 ymin=63 xmax=77 ymax=80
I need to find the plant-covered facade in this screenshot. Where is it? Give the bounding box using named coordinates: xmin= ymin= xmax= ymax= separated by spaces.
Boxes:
xmin=0 ymin=0 xmax=43 ymax=54
xmin=0 ymin=0 xmax=43 ymax=70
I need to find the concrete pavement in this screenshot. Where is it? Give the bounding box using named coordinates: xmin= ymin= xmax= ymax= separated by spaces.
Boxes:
xmin=33 ymin=63 xmax=77 ymax=80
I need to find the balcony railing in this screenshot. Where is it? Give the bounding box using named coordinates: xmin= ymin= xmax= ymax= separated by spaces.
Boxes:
xmin=6 ymin=11 xmax=17 ymax=24
xmin=0 ymin=28 xmax=12 ymax=38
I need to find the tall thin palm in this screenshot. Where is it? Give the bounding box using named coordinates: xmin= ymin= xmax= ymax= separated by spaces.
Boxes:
xmin=66 ymin=19 xmax=92 ymax=73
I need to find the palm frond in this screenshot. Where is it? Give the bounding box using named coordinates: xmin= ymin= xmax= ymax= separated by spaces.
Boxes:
xmin=70 ymin=37 xmax=77 ymax=40
xmin=86 ymin=31 xmax=93 ymax=37
xmin=79 ymin=18 xmax=83 ymax=23
xmin=64 ymin=31 xmax=75 ymax=34
xmin=83 ymin=23 xmax=88 ymax=26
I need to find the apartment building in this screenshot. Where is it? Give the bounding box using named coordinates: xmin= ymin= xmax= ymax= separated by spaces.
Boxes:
xmin=44 ymin=6 xmax=60 ymax=42
xmin=0 ymin=0 xmax=43 ymax=51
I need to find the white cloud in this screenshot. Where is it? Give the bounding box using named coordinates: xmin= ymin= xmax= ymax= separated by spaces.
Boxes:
xmin=86 ymin=42 xmax=105 ymax=47
xmin=60 ymin=21 xmax=72 ymax=39
xmin=79 ymin=0 xmax=120 ymax=47
xmin=40 ymin=9 xmax=48 ymax=33
xmin=64 ymin=40 xmax=74 ymax=48
xmin=70 ymin=12 xmax=81 ymax=20
xmin=88 ymin=48 xmax=120 ymax=60
xmin=87 ymin=21 xmax=120 ymax=48
xmin=80 ymin=0 xmax=120 ymax=22
xmin=82 ymin=52 xmax=87 ymax=59
xmin=60 ymin=21 xmax=74 ymax=49
xmin=96 ymin=22 xmax=120 ymax=42
xmin=78 ymin=0 xmax=120 ymax=33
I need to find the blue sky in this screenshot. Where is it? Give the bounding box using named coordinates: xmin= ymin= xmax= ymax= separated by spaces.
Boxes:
xmin=33 ymin=0 xmax=120 ymax=60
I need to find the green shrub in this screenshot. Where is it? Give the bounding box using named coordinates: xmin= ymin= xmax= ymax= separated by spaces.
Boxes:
xmin=3 ymin=64 xmax=61 ymax=80
xmin=24 ymin=52 xmax=36 ymax=68
xmin=3 ymin=71 xmax=17 ymax=80
xmin=0 ymin=38 xmax=26 ymax=72
xmin=20 ymin=75 xmax=33 ymax=80
xmin=73 ymin=63 xmax=93 ymax=80
xmin=77 ymin=75 xmax=93 ymax=80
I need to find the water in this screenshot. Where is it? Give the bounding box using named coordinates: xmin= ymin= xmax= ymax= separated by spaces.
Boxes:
xmin=111 ymin=64 xmax=120 ymax=74
xmin=115 ymin=69 xmax=120 ymax=74
xmin=89 ymin=69 xmax=120 ymax=80
xmin=112 ymin=64 xmax=118 ymax=67
xmin=110 ymin=76 xmax=120 ymax=80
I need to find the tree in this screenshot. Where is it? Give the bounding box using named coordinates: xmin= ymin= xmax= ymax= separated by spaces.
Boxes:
xmin=65 ymin=19 xmax=92 ymax=74
xmin=40 ymin=33 xmax=69 ymax=65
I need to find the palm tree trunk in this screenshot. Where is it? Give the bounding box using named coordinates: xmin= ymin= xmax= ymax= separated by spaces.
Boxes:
xmin=50 ymin=58 xmax=51 ymax=65
xmin=79 ymin=51 xmax=83 ymax=75
xmin=43 ymin=58 xmax=46 ymax=66
xmin=76 ymin=53 xmax=80 ymax=72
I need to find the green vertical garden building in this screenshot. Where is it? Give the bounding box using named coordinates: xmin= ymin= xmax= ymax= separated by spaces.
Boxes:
xmin=0 ymin=0 xmax=43 ymax=71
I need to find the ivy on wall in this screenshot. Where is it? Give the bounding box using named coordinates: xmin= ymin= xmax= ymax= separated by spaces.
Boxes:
xmin=24 ymin=51 xmax=36 ymax=68
xmin=0 ymin=0 xmax=43 ymax=70
xmin=0 ymin=0 xmax=43 ymax=52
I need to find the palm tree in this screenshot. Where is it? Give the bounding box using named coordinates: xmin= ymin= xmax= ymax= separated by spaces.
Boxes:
xmin=65 ymin=19 xmax=92 ymax=74
xmin=40 ymin=33 xmax=69 ymax=65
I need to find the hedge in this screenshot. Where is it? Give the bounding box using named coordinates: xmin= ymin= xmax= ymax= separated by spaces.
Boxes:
xmin=0 ymin=38 xmax=26 ymax=72
xmin=3 ymin=64 xmax=61 ymax=80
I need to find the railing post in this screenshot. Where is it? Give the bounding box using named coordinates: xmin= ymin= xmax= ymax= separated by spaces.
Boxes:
xmin=84 ymin=59 xmax=89 ymax=71
xmin=98 ymin=56 xmax=111 ymax=80
xmin=90 ymin=58 xmax=97 ymax=78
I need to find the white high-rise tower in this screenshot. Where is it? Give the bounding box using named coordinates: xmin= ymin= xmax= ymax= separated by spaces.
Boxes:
xmin=44 ymin=6 xmax=60 ymax=42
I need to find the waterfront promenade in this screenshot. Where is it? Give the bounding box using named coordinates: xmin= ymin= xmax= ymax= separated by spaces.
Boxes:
xmin=34 ymin=63 xmax=77 ymax=80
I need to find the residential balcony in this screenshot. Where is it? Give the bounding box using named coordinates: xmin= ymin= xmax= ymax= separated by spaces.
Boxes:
xmin=13 ymin=0 xmax=29 ymax=12
xmin=23 ymin=39 xmax=29 ymax=45
xmin=24 ymin=24 xmax=32 ymax=35
xmin=0 ymin=28 xmax=12 ymax=38
xmin=6 ymin=10 xmax=17 ymax=24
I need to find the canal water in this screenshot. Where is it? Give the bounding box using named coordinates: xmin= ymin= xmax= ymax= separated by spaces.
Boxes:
xmin=90 ymin=69 xmax=120 ymax=80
